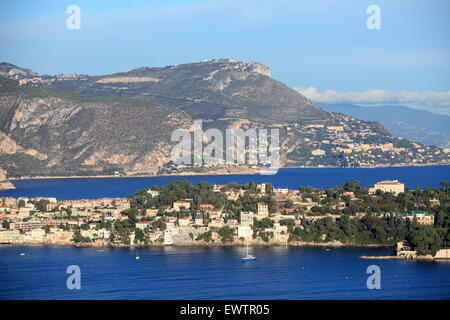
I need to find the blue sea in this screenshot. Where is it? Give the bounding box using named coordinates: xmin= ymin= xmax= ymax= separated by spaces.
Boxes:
xmin=1 ymin=166 xmax=450 ymax=300
xmin=1 ymin=166 xmax=449 ymax=200
xmin=0 ymin=246 xmax=449 ymax=300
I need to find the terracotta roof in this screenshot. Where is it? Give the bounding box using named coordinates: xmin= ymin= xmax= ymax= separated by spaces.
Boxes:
xmin=376 ymin=181 xmax=403 ymax=185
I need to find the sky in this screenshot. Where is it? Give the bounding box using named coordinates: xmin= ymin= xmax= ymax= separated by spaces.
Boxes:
xmin=1 ymin=0 xmax=450 ymax=114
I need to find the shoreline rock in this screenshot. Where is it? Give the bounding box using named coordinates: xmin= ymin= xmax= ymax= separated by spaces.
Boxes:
xmin=1 ymin=241 xmax=393 ymax=248
xmin=0 ymin=181 xmax=15 ymax=190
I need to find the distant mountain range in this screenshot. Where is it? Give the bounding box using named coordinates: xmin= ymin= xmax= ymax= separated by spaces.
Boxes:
xmin=0 ymin=60 xmax=448 ymax=177
xmin=320 ymin=103 xmax=450 ymax=148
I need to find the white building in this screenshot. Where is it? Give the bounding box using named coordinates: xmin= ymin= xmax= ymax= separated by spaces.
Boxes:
xmin=257 ymin=183 xmax=267 ymax=194
xmin=369 ymin=180 xmax=405 ymax=195
xmin=240 ymin=211 xmax=254 ymax=226
xmin=147 ymin=189 xmax=160 ymax=197
xmin=256 ymin=203 xmax=269 ymax=219
xmin=178 ymin=217 xmax=191 ymax=226
xmin=402 ymin=210 xmax=435 ymax=225
xmin=173 ymin=200 xmax=191 ymax=211
xmin=273 ymin=188 xmax=289 ymax=194
xmin=273 ymin=224 xmax=288 ymax=244
xmin=164 ymin=229 xmax=174 ymax=245
xmin=97 ymin=228 xmax=111 ymax=239
xmin=237 ymin=225 xmax=253 ymax=240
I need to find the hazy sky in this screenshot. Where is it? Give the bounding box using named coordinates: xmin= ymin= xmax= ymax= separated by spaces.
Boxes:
xmin=1 ymin=0 xmax=449 ymax=95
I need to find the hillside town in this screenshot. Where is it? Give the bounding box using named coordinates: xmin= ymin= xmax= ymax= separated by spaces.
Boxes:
xmin=161 ymin=113 xmax=450 ymax=176
xmin=285 ymin=113 xmax=450 ymax=168
xmin=1 ymin=179 xmax=449 ymax=258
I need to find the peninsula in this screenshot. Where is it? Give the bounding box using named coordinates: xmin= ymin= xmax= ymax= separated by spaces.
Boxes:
xmin=1 ymin=179 xmax=449 ymax=260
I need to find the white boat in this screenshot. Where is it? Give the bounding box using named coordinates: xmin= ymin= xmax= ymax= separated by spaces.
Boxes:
xmin=241 ymin=244 xmax=256 ymax=261
xmin=19 ymin=253 xmax=26 ymax=256
xmin=135 ymin=248 xmax=140 ymax=260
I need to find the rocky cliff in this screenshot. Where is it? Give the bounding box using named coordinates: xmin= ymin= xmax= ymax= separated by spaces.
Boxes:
xmin=0 ymin=77 xmax=192 ymax=176
xmin=49 ymin=59 xmax=328 ymax=123
xmin=0 ymin=60 xmax=448 ymax=177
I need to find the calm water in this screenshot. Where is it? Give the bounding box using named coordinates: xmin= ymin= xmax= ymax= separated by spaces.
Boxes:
xmin=1 ymin=166 xmax=450 ymax=300
xmin=0 ymin=246 xmax=449 ymax=300
xmin=1 ymin=166 xmax=449 ymax=200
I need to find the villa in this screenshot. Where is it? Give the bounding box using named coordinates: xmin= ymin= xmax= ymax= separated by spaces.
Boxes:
xmin=402 ymin=210 xmax=435 ymax=225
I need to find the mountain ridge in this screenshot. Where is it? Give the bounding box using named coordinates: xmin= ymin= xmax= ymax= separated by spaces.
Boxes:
xmin=0 ymin=60 xmax=448 ymax=178
xmin=47 ymin=58 xmax=329 ymax=123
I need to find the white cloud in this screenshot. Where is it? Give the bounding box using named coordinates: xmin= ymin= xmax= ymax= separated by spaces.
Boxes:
xmin=295 ymin=87 xmax=450 ymax=116
xmin=295 ymin=87 xmax=450 ymax=106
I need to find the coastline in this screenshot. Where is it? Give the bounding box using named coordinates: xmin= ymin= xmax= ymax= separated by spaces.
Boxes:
xmin=7 ymin=162 xmax=450 ymax=181
xmin=359 ymin=255 xmax=450 ymax=261
xmin=0 ymin=181 xmax=15 ymax=190
xmin=0 ymin=241 xmax=393 ymax=249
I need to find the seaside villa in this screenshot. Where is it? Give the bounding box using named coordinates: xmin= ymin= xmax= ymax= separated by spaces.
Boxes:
xmin=369 ymin=180 xmax=405 ymax=195
xmin=402 ymin=210 xmax=435 ymax=225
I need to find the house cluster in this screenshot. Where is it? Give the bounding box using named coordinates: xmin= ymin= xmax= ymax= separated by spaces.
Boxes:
xmin=158 ymin=182 xmax=295 ymax=245
xmin=284 ymin=113 xmax=449 ymax=168
xmin=0 ymin=183 xmax=300 ymax=245
xmin=0 ymin=178 xmax=438 ymax=246
xmin=0 ymin=196 xmax=130 ymax=245
xmin=161 ymin=199 xmax=289 ymax=245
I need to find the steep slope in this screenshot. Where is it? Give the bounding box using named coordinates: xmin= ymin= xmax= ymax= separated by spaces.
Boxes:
xmin=0 ymin=77 xmax=192 ymax=177
xmin=0 ymin=61 xmax=449 ymax=177
xmin=49 ymin=59 xmax=329 ymax=123
xmin=320 ymin=103 xmax=450 ymax=148
xmin=0 ymin=62 xmax=38 ymax=79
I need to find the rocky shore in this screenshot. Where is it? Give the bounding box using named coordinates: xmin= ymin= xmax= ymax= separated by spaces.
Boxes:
xmin=0 ymin=181 xmax=15 ymax=190
xmin=2 ymin=241 xmax=393 ymax=249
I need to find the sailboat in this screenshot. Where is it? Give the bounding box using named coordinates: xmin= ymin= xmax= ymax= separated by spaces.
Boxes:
xmin=135 ymin=248 xmax=140 ymax=260
xmin=240 ymin=243 xmax=256 ymax=261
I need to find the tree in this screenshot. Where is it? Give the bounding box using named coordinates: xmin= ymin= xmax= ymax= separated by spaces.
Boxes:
xmin=254 ymin=218 xmax=274 ymax=229
xmin=135 ymin=229 xmax=145 ymax=243
xmin=72 ymin=230 xmax=83 ymax=243
xmin=440 ymin=181 xmax=449 ymax=193
xmin=152 ymin=220 xmax=167 ymax=231
xmin=217 ymin=226 xmax=234 ymax=243
xmin=196 ymin=231 xmax=212 ymax=243
xmin=33 ymin=199 xmax=50 ymax=212
xmin=43 ymin=225 xmax=51 ymax=235
xmin=265 ymin=183 xmax=273 ymax=195
xmin=284 ymin=200 xmax=294 ymax=209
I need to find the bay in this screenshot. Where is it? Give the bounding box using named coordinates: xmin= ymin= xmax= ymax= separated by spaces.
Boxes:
xmin=0 ymin=246 xmax=449 ymax=300
xmin=1 ymin=166 xmax=449 ymax=200
xmin=1 ymin=166 xmax=450 ymax=300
